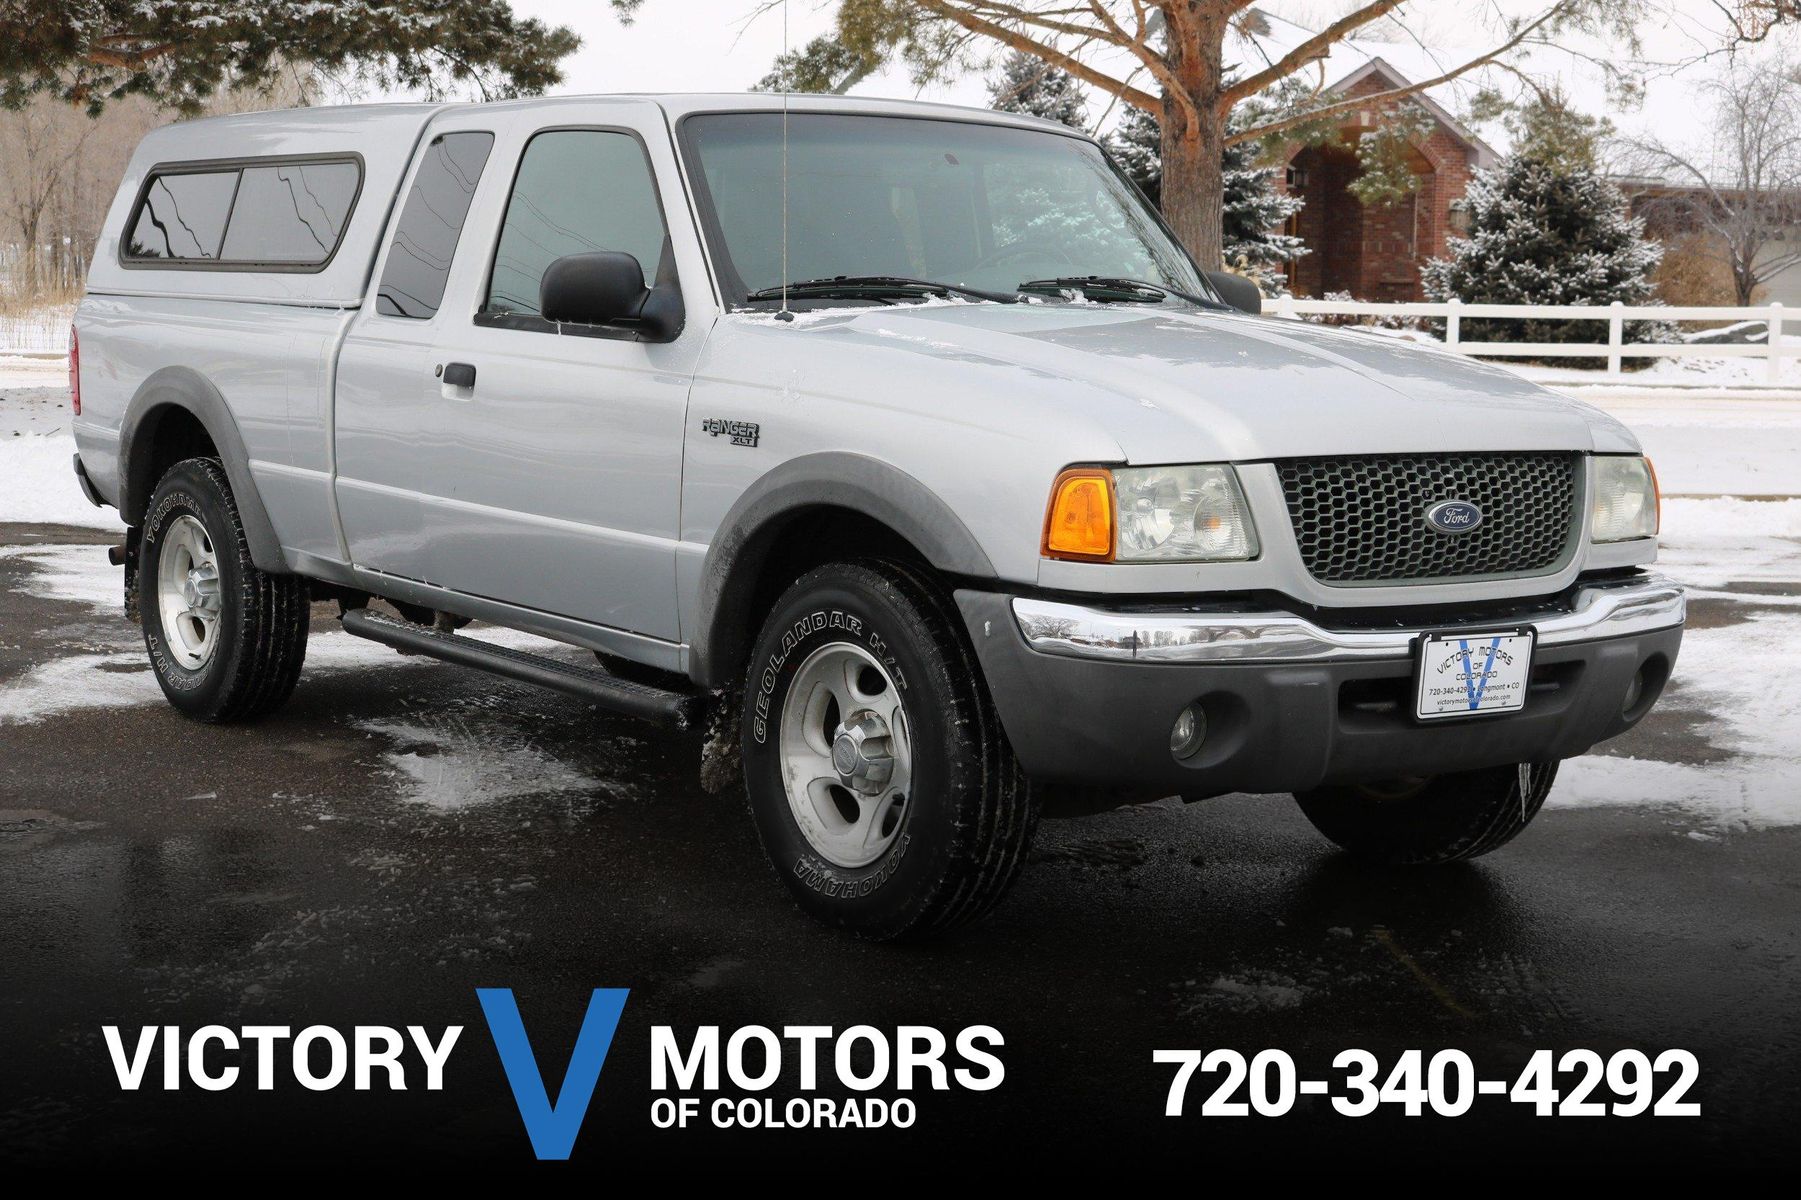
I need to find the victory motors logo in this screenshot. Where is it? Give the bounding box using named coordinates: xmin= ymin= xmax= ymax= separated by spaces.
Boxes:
xmin=101 ymin=989 xmax=1003 ymax=1160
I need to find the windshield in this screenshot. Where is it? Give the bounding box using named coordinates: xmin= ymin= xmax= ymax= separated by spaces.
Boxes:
xmin=680 ymin=112 xmax=1212 ymax=307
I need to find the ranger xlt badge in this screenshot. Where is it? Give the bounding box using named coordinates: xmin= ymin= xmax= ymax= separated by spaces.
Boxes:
xmin=701 ymin=418 xmax=760 ymax=447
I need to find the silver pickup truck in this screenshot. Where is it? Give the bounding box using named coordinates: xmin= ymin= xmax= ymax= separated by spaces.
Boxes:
xmin=71 ymin=94 xmax=1683 ymax=939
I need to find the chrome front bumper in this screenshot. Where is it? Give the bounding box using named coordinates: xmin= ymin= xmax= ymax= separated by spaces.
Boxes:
xmin=1013 ymin=573 xmax=1685 ymax=665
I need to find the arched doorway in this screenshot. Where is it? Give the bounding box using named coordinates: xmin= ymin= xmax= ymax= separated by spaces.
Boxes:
xmin=1286 ymin=138 xmax=1437 ymax=300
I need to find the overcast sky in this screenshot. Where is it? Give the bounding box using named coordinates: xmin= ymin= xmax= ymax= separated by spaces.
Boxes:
xmin=365 ymin=1 xmax=1800 ymax=158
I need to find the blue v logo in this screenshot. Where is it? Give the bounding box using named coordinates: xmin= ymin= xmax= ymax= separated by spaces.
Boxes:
xmin=477 ymin=988 xmax=630 ymax=1160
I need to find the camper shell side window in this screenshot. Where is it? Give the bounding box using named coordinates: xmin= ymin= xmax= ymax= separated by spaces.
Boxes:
xmin=122 ymin=155 xmax=364 ymax=272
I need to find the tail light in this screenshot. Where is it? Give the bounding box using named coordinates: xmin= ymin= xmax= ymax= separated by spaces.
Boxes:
xmin=68 ymin=325 xmax=80 ymax=417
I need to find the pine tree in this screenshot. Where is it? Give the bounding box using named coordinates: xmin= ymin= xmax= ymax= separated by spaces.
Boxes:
xmin=3 ymin=1 xmax=579 ymax=115
xmin=1108 ymin=106 xmax=1305 ymax=293
xmin=987 ymin=50 xmax=1087 ymax=128
xmin=1422 ymin=156 xmax=1670 ymax=351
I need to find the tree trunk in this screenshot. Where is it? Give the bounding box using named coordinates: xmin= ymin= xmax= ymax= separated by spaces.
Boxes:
xmin=18 ymin=208 xmax=41 ymax=296
xmin=1157 ymin=4 xmax=1228 ymax=270
xmin=1734 ymin=258 xmax=1756 ymax=308
xmin=1159 ymin=96 xmax=1225 ymax=270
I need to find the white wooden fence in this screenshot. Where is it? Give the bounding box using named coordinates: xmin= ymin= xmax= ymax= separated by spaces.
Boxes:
xmin=1271 ymin=297 xmax=1796 ymax=381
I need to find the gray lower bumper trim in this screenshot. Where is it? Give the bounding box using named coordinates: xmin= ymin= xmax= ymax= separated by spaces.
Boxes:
xmin=1013 ymin=574 xmax=1685 ymax=664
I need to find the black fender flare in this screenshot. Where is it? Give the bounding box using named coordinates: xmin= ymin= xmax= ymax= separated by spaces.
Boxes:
xmin=689 ymin=452 xmax=997 ymax=688
xmin=119 ymin=367 xmax=288 ymax=573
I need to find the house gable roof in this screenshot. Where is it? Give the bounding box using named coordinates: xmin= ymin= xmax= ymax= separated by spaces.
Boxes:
xmin=1325 ymin=57 xmax=1501 ymax=168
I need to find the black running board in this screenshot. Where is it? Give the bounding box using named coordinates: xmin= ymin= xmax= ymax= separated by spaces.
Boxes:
xmin=340 ymin=607 xmax=704 ymax=730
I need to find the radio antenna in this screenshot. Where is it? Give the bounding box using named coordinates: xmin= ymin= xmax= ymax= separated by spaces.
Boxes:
xmin=777 ymin=0 xmax=794 ymax=322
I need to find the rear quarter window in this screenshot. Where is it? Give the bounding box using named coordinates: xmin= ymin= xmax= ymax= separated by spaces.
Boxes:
xmin=123 ymin=156 xmax=363 ymax=270
xmin=377 ymin=132 xmax=496 ymax=318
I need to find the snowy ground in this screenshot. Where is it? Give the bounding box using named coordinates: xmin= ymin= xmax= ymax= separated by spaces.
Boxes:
xmin=0 ymin=364 xmax=118 ymax=529
xmin=1335 ymin=321 xmax=1801 ymax=393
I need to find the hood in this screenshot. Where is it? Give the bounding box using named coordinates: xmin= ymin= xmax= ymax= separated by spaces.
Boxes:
xmin=772 ymin=302 xmax=1637 ymax=463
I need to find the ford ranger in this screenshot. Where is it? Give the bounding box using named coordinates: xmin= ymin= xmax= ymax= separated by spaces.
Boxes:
xmin=70 ymin=95 xmax=1683 ymax=939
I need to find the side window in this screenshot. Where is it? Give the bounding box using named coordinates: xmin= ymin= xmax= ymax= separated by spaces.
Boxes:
xmin=220 ymin=162 xmax=360 ymax=264
xmin=377 ymin=132 xmax=496 ymax=318
xmin=482 ymin=130 xmax=667 ymax=321
xmin=126 ymin=170 xmax=239 ymax=260
xmin=124 ymin=157 xmax=361 ymax=268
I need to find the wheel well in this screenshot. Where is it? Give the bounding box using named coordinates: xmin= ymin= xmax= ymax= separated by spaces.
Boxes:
xmin=707 ymin=505 xmax=933 ymax=687
xmin=129 ymin=405 xmax=218 ymax=522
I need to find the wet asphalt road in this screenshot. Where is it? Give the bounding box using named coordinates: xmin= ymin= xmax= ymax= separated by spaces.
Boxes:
xmin=1 ymin=522 xmax=1797 ymax=1179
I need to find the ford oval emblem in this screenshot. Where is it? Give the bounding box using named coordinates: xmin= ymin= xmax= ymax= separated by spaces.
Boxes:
xmin=1425 ymin=500 xmax=1483 ymax=534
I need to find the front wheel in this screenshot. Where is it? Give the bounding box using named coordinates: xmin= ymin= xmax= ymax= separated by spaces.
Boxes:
xmin=1294 ymin=761 xmax=1559 ymax=864
xmin=139 ymin=458 xmax=310 ymax=722
xmin=740 ymin=560 xmax=1038 ymax=940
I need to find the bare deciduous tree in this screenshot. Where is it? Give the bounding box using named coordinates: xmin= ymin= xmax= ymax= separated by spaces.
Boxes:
xmin=1628 ymin=63 xmax=1801 ymax=306
xmin=0 ymin=74 xmax=314 ymax=307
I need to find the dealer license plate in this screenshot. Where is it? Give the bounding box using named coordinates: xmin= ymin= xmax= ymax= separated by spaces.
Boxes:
xmin=1415 ymin=629 xmax=1535 ymax=720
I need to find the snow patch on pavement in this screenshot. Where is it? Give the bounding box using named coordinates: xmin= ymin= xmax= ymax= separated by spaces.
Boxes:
xmin=0 ymin=544 xmax=123 ymax=612
xmin=356 ymin=717 xmax=598 ymax=812
xmin=1553 ymin=611 xmax=1801 ymax=830
xmin=0 ymin=650 xmax=159 ymax=723
xmin=1183 ymin=971 xmax=1308 ymax=1014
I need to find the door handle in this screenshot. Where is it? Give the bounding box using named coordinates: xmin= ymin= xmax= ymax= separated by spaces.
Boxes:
xmin=438 ymin=362 xmax=477 ymax=389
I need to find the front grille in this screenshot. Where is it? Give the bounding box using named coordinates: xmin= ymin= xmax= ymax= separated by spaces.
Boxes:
xmin=1276 ymin=452 xmax=1579 ymax=585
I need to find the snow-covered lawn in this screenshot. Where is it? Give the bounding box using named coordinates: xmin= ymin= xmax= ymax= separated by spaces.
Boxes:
xmin=0 ymin=364 xmax=119 ymax=529
xmin=1331 ymin=321 xmax=1801 ymax=394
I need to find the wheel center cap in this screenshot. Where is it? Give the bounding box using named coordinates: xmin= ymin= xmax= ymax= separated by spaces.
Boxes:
xmin=831 ymin=712 xmax=895 ymax=794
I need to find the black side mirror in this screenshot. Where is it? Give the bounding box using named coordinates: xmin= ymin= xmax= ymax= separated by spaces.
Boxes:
xmin=1202 ymin=270 xmax=1261 ymax=316
xmin=540 ymin=250 xmax=684 ymax=341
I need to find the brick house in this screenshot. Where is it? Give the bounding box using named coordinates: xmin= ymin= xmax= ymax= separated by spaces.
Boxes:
xmin=1275 ymin=59 xmax=1499 ymax=301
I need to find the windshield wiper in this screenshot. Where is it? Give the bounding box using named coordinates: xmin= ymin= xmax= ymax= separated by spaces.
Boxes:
xmin=744 ymin=276 xmax=1023 ymax=304
xmin=1018 ymin=276 xmax=1229 ymax=310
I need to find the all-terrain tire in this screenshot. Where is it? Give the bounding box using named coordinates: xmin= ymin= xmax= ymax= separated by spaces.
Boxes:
xmin=741 ymin=559 xmax=1039 ymax=940
xmin=138 ymin=458 xmax=310 ymax=722
xmin=1294 ymin=761 xmax=1559 ymax=864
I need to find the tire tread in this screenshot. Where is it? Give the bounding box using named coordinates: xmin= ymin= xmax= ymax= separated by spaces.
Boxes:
xmin=141 ymin=458 xmax=309 ymax=723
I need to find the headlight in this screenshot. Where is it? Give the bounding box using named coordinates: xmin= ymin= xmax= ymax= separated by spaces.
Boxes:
xmin=1591 ymin=455 xmax=1659 ymax=543
xmin=1043 ymin=464 xmax=1258 ymax=562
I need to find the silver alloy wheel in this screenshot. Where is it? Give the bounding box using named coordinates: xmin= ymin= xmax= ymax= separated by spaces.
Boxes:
xmin=156 ymin=514 xmax=223 ymax=670
xmin=778 ymin=641 xmax=913 ymax=868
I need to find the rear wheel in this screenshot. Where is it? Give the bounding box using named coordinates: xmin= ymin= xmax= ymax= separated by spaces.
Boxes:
xmin=1294 ymin=761 xmax=1558 ymax=864
xmin=138 ymin=458 xmax=310 ymax=722
xmin=740 ymin=560 xmax=1038 ymax=940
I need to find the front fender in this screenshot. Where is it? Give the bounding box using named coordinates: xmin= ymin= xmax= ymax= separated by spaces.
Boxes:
xmin=689 ymin=452 xmax=997 ymax=687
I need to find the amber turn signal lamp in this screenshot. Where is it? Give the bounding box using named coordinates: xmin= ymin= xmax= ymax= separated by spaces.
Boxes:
xmin=1043 ymin=468 xmax=1115 ymax=561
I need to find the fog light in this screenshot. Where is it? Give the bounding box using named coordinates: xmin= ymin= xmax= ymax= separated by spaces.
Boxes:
xmin=1170 ymin=704 xmax=1207 ymax=761
xmin=1622 ymin=667 xmax=1645 ymax=715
